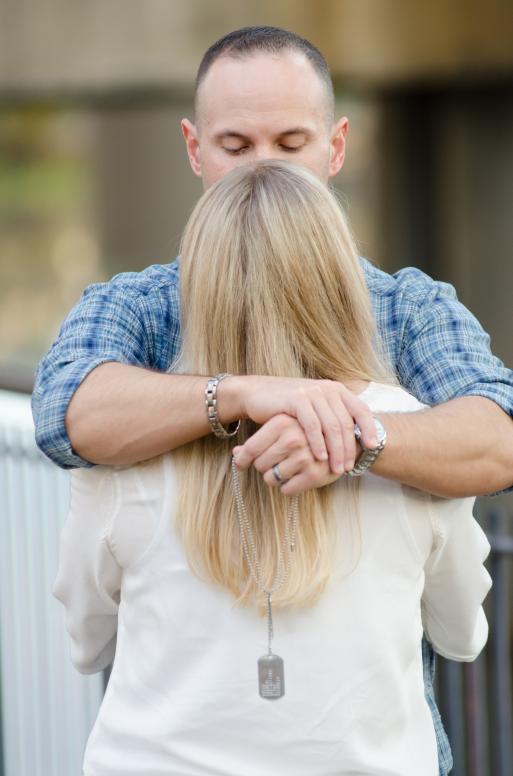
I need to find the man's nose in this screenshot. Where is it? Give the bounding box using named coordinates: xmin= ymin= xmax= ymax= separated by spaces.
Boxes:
xmin=253 ymin=144 xmax=277 ymax=162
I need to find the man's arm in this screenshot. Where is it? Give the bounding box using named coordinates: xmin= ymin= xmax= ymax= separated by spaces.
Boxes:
xmin=374 ymin=396 xmax=513 ymax=497
xmin=235 ymin=266 xmax=513 ymax=497
xmin=66 ymin=364 xmax=377 ymax=474
xmin=232 ymin=395 xmax=513 ymax=498
xmin=386 ymin=267 xmax=513 ymax=495
xmin=34 ymin=261 xmax=513 ymax=496
xmin=32 ymin=263 xmax=182 ymax=469
xmin=32 ymin=262 xmax=377 ymax=472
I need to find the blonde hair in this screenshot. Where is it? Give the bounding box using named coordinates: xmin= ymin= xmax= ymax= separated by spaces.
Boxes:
xmin=170 ymin=161 xmax=391 ymax=613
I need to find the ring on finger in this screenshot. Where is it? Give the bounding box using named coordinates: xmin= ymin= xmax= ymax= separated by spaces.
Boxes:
xmin=272 ymin=463 xmax=284 ymax=483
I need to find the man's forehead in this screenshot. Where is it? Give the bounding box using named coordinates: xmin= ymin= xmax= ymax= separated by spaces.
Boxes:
xmin=196 ymin=51 xmax=329 ymax=126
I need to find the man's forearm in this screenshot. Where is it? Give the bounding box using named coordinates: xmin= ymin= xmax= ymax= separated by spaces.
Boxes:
xmin=373 ymin=396 xmax=513 ymax=497
xmin=65 ymin=363 xmax=243 ymax=464
xmin=65 ymin=365 xmax=377 ymax=469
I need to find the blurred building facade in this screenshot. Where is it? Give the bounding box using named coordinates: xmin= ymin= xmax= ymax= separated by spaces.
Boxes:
xmin=1 ymin=0 xmax=513 ymax=379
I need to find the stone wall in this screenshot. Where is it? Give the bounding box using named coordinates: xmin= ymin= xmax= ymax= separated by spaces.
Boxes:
xmin=1 ymin=0 xmax=512 ymax=96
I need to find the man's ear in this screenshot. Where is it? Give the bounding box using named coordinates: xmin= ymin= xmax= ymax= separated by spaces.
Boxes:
xmin=181 ymin=119 xmax=202 ymax=177
xmin=328 ymin=117 xmax=349 ymax=178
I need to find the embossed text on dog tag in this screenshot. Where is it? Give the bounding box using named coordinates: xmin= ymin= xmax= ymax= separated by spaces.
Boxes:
xmin=258 ymin=653 xmax=285 ymax=700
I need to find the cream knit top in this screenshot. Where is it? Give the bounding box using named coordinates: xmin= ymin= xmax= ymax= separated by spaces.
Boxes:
xmin=53 ymin=382 xmax=491 ymax=776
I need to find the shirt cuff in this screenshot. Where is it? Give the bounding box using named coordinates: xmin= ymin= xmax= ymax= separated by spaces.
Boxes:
xmin=32 ymin=355 xmax=129 ymax=470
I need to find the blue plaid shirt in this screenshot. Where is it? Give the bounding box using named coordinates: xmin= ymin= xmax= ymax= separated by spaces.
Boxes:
xmin=32 ymin=257 xmax=513 ymax=775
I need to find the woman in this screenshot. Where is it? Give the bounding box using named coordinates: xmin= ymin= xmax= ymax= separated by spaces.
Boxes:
xmin=53 ymin=161 xmax=491 ymax=775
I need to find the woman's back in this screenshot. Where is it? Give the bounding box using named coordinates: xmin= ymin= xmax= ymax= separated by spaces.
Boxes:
xmin=54 ymin=382 xmax=491 ymax=776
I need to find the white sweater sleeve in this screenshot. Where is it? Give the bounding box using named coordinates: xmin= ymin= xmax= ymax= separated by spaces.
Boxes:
xmin=52 ymin=468 xmax=122 ymax=675
xmin=421 ymin=496 xmax=492 ymax=662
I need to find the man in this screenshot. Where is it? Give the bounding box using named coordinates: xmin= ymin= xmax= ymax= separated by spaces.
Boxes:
xmin=33 ymin=26 xmax=513 ymax=774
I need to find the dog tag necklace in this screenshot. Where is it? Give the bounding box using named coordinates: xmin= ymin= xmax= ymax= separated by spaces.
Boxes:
xmin=231 ymin=456 xmax=298 ymax=700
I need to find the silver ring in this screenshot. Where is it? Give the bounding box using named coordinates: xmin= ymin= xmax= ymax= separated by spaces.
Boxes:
xmin=272 ymin=463 xmax=283 ymax=483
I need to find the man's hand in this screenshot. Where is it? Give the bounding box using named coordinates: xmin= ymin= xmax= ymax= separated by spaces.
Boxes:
xmin=232 ymin=376 xmax=375 ymax=476
xmin=232 ymin=413 xmax=357 ymax=496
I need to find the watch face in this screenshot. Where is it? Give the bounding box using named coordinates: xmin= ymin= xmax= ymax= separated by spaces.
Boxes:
xmin=356 ymin=418 xmax=386 ymax=451
xmin=349 ymin=416 xmax=386 ymax=476
xmin=374 ymin=419 xmax=386 ymax=445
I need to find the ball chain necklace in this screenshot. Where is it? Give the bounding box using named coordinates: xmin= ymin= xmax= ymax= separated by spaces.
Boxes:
xmin=230 ymin=456 xmax=299 ymax=700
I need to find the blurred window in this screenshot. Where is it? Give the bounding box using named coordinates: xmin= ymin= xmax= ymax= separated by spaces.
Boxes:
xmin=0 ymin=106 xmax=103 ymax=391
xmin=0 ymin=96 xmax=381 ymax=393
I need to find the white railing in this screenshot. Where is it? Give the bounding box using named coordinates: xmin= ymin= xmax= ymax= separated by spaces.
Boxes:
xmin=0 ymin=390 xmax=103 ymax=776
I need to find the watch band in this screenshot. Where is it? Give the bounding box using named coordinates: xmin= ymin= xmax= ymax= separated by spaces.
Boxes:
xmin=347 ymin=417 xmax=387 ymax=477
xmin=205 ymin=373 xmax=241 ymax=439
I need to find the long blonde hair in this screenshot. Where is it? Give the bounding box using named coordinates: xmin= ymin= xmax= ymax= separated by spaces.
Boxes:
xmin=170 ymin=161 xmax=390 ymax=612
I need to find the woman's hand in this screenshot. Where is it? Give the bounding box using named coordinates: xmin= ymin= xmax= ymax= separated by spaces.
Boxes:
xmin=232 ymin=413 xmax=361 ymax=496
xmin=225 ymin=375 xmax=375 ymax=476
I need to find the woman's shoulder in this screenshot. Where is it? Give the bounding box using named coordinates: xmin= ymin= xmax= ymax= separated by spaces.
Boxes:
xmin=359 ymin=381 xmax=427 ymax=414
xmin=72 ymin=452 xmax=171 ymax=486
xmin=71 ymin=454 xmax=175 ymax=569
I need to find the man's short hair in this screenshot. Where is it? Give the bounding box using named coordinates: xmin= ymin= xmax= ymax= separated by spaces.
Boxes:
xmin=194 ymin=26 xmax=335 ymax=121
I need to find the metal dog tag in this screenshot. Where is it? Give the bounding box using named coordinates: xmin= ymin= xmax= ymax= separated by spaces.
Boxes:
xmin=258 ymin=653 xmax=285 ymax=700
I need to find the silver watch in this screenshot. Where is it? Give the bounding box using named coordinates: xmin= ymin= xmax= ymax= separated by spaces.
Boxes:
xmin=347 ymin=417 xmax=387 ymax=477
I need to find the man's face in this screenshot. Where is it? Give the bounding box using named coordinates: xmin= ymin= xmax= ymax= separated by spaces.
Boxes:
xmin=182 ymin=51 xmax=348 ymax=189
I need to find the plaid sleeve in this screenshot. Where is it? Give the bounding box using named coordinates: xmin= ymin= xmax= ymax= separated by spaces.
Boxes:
xmin=391 ymin=269 xmax=513 ymax=416
xmin=31 ymin=277 xmax=176 ymax=470
xmin=387 ymin=268 xmax=513 ymax=494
